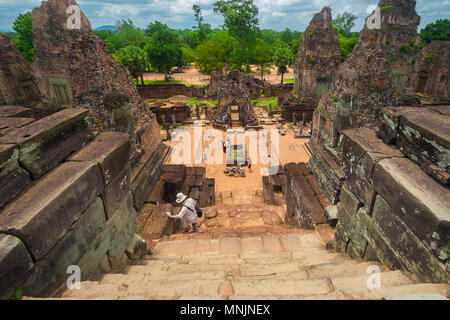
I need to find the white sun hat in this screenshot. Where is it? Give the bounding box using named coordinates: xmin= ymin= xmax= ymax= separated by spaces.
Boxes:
xmin=176 ymin=193 xmax=187 ymax=203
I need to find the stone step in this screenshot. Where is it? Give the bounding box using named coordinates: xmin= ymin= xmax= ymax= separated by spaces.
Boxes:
xmin=230 ymin=278 xmax=333 ymax=296
xmin=151 ymin=234 xmax=325 ymax=256
xmin=330 ymin=270 xmax=415 ymax=296
xmin=306 ymin=260 xmax=387 ymax=279
xmin=123 ymin=279 xmax=231 ymax=297
xmin=102 ymin=270 xmax=226 ymax=283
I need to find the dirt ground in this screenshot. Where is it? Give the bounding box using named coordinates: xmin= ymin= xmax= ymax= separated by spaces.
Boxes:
xmin=163 ymin=121 xmax=310 ymax=192
xmin=143 ymin=66 xmax=294 ymax=85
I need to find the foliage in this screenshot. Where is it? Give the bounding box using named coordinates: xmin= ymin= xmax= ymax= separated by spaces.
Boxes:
xmin=116 ymin=45 xmax=148 ymax=84
xmin=252 ymin=38 xmax=273 ymax=79
xmin=273 ymin=43 xmax=292 ymax=84
xmin=213 ymin=0 xmax=260 ymax=70
xmin=420 ymin=19 xmax=450 ymax=44
xmin=338 ymin=34 xmax=358 ymax=62
xmin=145 ymin=28 xmax=181 ymax=81
xmin=116 ymin=20 xmax=148 ymax=48
xmin=194 ymin=31 xmax=238 ymax=75
xmin=333 ymin=12 xmax=357 ymax=38
xmin=12 ymin=12 xmax=34 ymax=63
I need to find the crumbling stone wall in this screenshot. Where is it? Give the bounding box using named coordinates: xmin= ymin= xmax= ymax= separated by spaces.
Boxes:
xmin=149 ymin=102 xmax=191 ymax=125
xmin=415 ymin=41 xmax=450 ymax=102
xmin=356 ymin=0 xmax=422 ymax=98
xmin=214 ymin=71 xmax=257 ymax=127
xmin=280 ymin=7 xmax=341 ymax=123
xmin=137 ymin=84 xmax=207 ymax=99
xmin=0 ymin=34 xmax=41 ymax=107
xmin=293 ymin=7 xmax=341 ymax=105
xmin=31 ymin=0 xmax=158 ymax=148
xmin=0 ymin=109 xmax=148 ymax=298
xmin=209 ymin=71 xmax=264 ymax=99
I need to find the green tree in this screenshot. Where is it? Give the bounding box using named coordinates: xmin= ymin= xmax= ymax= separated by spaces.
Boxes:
xmin=145 ymin=28 xmax=181 ymax=81
xmin=12 ymin=12 xmax=34 ymax=63
xmin=273 ymin=43 xmax=292 ymax=84
xmin=333 ymin=12 xmax=357 ymax=38
xmin=116 ymin=20 xmax=148 ymax=48
xmin=192 ymin=5 xmax=212 ymax=43
xmin=145 ymin=21 xmax=169 ymax=37
xmin=252 ymin=39 xmax=273 ymax=80
xmin=116 ymin=45 xmax=148 ymax=85
xmin=420 ymin=19 xmax=450 ymax=44
xmin=195 ymin=31 xmax=238 ymax=75
xmin=338 ymin=34 xmax=358 ymax=62
xmin=213 ymin=0 xmax=259 ymax=71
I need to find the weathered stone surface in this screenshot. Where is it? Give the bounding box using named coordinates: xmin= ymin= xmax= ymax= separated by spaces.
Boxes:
xmin=263 ymin=184 xmax=276 ymax=205
xmin=77 ymin=192 xmax=136 ymax=279
xmin=308 ymin=142 xmax=344 ymax=204
xmin=341 ymin=128 xmax=404 ymax=207
xmin=416 ymin=40 xmax=450 ymax=102
xmin=132 ymin=143 xmax=170 ymax=210
xmin=107 ymin=194 xmax=138 ymax=268
xmin=0 ymin=144 xmax=30 ymax=209
xmin=0 ymin=117 xmax=35 ymax=136
xmin=31 ymin=0 xmax=156 ymax=144
xmin=293 ymin=7 xmax=341 ymax=106
xmin=146 ymin=180 xmax=165 ymax=205
xmin=0 ymin=161 xmax=103 ymax=260
xmin=214 ymin=71 xmax=257 ymax=126
xmin=372 ymin=195 xmax=449 ymax=283
xmin=0 ymin=108 xmax=91 ymax=179
xmin=103 ymin=163 xmax=131 ymax=219
xmin=395 ymin=108 xmax=450 ymax=185
xmin=356 ymin=0 xmax=422 ymax=97
xmin=0 ymin=34 xmax=41 ymax=107
xmin=125 ymin=234 xmax=146 ymax=261
xmin=69 ymin=132 xmax=131 ymax=185
xmin=373 ymin=157 xmax=450 ymax=256
xmin=0 ymin=234 xmax=34 ymax=300
xmin=23 ymin=198 xmax=106 ymax=296
xmin=0 ymin=105 xmax=34 ymax=118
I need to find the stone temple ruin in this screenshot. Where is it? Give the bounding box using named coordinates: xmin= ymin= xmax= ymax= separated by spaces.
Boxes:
xmin=213 ymin=71 xmax=258 ymax=129
xmin=0 ymin=0 xmax=449 ymax=301
xmin=0 ymin=35 xmax=41 ymax=108
xmin=280 ymin=7 xmax=341 ymax=123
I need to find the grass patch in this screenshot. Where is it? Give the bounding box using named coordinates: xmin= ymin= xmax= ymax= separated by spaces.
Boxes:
xmin=186 ymin=97 xmax=217 ymax=107
xmin=186 ymin=83 xmax=208 ymax=87
xmin=283 ymin=78 xmax=295 ymax=83
xmin=251 ymin=97 xmax=278 ymax=111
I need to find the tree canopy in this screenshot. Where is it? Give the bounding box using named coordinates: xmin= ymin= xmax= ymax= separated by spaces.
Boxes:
xmin=333 ymin=12 xmax=357 ymax=38
xmin=420 ymin=19 xmax=450 ymax=44
xmin=12 ymin=12 xmax=34 ymax=63
xmin=115 ymin=45 xmax=148 ymax=84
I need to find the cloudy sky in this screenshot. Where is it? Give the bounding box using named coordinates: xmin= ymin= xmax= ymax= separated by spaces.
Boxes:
xmin=0 ymin=0 xmax=448 ymax=32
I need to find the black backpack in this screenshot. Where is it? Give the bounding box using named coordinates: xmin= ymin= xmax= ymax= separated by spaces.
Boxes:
xmin=184 ymin=204 xmax=203 ymax=218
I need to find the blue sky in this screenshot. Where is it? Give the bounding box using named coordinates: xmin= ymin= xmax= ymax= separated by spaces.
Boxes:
xmin=0 ymin=0 xmax=448 ymax=32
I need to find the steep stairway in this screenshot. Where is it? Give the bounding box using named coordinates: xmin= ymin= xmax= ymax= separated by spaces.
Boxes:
xmin=56 ymin=232 xmax=449 ymax=300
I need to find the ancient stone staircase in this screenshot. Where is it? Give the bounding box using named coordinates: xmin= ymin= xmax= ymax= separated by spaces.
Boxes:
xmin=56 ymin=233 xmax=449 ymax=300
xmin=50 ymin=184 xmax=449 ymax=300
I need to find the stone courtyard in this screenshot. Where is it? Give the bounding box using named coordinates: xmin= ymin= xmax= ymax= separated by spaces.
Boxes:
xmin=0 ymin=0 xmax=449 ymax=301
